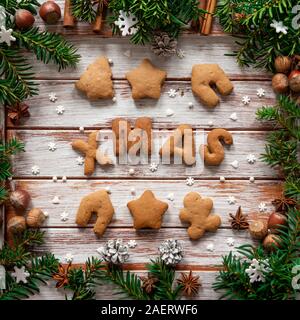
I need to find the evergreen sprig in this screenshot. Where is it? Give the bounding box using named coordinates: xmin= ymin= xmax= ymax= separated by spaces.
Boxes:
xmin=217 ymin=0 xmax=300 ymax=71
xmin=109 ymin=0 xmax=204 ymax=44
xmin=213 ymin=208 xmax=300 ymax=300
xmin=71 ymin=0 xmax=98 ymax=23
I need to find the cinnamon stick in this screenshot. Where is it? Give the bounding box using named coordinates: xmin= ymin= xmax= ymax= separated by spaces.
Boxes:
xmin=93 ymin=4 xmax=103 ymax=33
xmin=198 ymin=0 xmax=207 ymax=32
xmin=201 ymin=0 xmax=217 ymax=35
xmin=63 ymin=0 xmax=75 ymax=28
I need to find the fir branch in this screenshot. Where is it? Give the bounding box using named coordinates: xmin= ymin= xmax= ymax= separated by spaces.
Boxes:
xmin=71 ymin=0 xmax=98 ymax=23
xmin=14 ymin=28 xmax=81 ymax=71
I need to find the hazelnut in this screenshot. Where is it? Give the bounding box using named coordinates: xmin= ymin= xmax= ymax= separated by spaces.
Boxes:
xmin=39 ymin=1 xmax=61 ymax=25
xmin=289 ymin=70 xmax=300 ymax=93
xmin=7 ymin=216 xmax=26 ymax=234
xmin=274 ymin=56 xmax=292 ymax=74
xmin=272 ymin=73 xmax=289 ymax=93
xmin=15 ymin=9 xmax=35 ymax=30
xmin=249 ymin=220 xmax=268 ymax=240
xmin=26 ymin=208 xmax=47 ymax=228
xmin=263 ymin=234 xmax=280 ymax=251
xmin=268 ymin=212 xmax=287 ymax=233
xmin=10 ymin=189 xmax=31 ymax=211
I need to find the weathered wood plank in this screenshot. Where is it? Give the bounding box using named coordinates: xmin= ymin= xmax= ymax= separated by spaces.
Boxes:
xmin=33 ymin=227 xmax=256 ymax=266
xmin=0 ymin=106 xmax=4 ymax=248
xmin=9 ymin=130 xmax=278 ymax=178
xmin=9 ymin=80 xmax=275 ymax=129
xmin=27 ymin=35 xmax=270 ymax=79
xmin=29 ymin=271 xmax=220 ymax=300
xmin=9 ymin=179 xmax=281 ymax=228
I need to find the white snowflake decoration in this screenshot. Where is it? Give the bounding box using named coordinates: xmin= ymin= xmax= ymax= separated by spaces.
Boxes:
xmin=188 ymin=102 xmax=194 ymax=109
xmin=56 ymin=105 xmax=65 ymax=115
xmin=0 ymin=26 xmax=16 ymax=46
xmin=60 ymin=211 xmax=69 ymax=221
xmin=79 ymin=126 xmax=85 ymax=133
xmin=11 ymin=266 xmax=30 ymax=284
xmin=167 ymin=192 xmax=175 ymax=201
xmin=258 ymin=202 xmax=267 ymax=212
xmin=149 ymin=162 xmax=158 ymax=172
xmin=167 ymin=89 xmax=177 ymax=98
xmin=166 ymin=108 xmax=174 ymax=117
xmin=208 ymin=120 xmax=214 ymax=127
xmin=130 ymin=187 xmax=136 ymax=195
xmin=49 ymin=92 xmax=57 ymax=102
xmin=220 ymin=176 xmax=226 ymax=182
xmin=227 ymin=196 xmax=237 ymax=205
xmin=206 ymin=243 xmax=214 ymax=252
xmin=186 ymin=177 xmax=195 ymax=186
xmin=48 ymin=142 xmax=57 ymax=152
xmin=128 ymin=168 xmax=135 ymax=175
xmin=52 ymin=196 xmax=60 ymax=204
xmin=270 ymin=20 xmax=288 ymax=34
xmin=176 ymin=49 xmax=185 ymax=59
xmin=105 ymin=186 xmax=111 ymax=194
xmin=230 ymin=160 xmax=239 ymax=169
xmin=114 ymin=11 xmax=138 ymax=36
xmin=127 ymin=240 xmax=137 ymax=248
xmin=245 ymin=258 xmax=271 ymax=283
xmin=62 ymin=176 xmax=67 ymax=183
xmin=249 ymin=176 xmax=255 ymax=183
xmin=256 ymin=88 xmax=265 ymax=98
xmin=31 ymin=165 xmax=40 ymax=175
xmin=229 ymin=112 xmax=238 ymax=121
xmin=242 ymin=95 xmax=251 ymax=105
xmin=226 ymin=237 xmax=235 ymax=247
xmin=247 ymin=154 xmax=257 ymax=164
xmin=52 ymin=176 xmax=58 ymax=182
xmin=65 ymin=253 xmax=74 ymax=263
xmin=76 ymin=156 xmax=84 ymax=165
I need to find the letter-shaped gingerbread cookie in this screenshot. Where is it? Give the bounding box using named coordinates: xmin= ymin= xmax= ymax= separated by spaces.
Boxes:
xmin=179 ymin=192 xmax=221 ymax=240
xmin=201 ymin=128 xmax=233 ymax=165
xmin=159 ymin=124 xmax=195 ymax=165
xmin=76 ymin=190 xmax=114 ymax=237
xmin=191 ymin=64 xmax=233 ymax=107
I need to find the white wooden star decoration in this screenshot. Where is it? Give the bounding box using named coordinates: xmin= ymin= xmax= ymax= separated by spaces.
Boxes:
xmin=0 ymin=26 xmax=16 ymax=46
xmin=11 ymin=266 xmax=30 ymax=284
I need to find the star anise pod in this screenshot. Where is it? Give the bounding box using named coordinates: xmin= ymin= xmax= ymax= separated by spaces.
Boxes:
xmin=7 ymin=102 xmax=30 ymax=123
xmin=140 ymin=274 xmax=158 ymax=294
xmin=53 ymin=263 xmax=71 ymax=289
xmin=177 ymin=271 xmax=201 ymax=297
xmin=229 ymin=206 xmax=249 ymax=230
xmin=272 ymin=194 xmax=297 ymax=212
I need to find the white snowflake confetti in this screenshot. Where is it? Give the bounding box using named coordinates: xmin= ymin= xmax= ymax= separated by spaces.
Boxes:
xmin=65 ymin=253 xmax=74 ymax=263
xmin=167 ymin=193 xmax=175 ymax=201
xmin=62 ymin=176 xmax=67 ymax=183
xmin=31 ymin=165 xmax=40 ymax=175
xmin=11 ymin=266 xmax=30 ymax=284
xmin=79 ymin=126 xmax=84 ymax=133
xmin=176 ymin=49 xmax=185 ymax=59
xmin=76 ymin=156 xmax=85 ymax=165
xmin=48 ymin=92 xmax=57 ymax=102
xmin=226 ymin=237 xmax=235 ymax=247
xmin=114 ymin=10 xmax=138 ymax=36
xmin=188 ymin=102 xmax=194 ymax=109
xmin=105 ymin=186 xmax=111 ymax=194
xmin=206 ymin=243 xmax=214 ymax=252
xmin=167 ymin=89 xmax=177 ymax=98
xmin=60 ymin=211 xmax=69 ymax=221
xmin=227 ymin=196 xmax=237 ymax=205
xmin=112 ymin=96 xmax=117 ymax=103
xmin=245 ymin=258 xmax=271 ymax=283
xmin=247 ymin=154 xmax=257 ymax=164
xmin=166 ymin=108 xmax=174 ymax=117
xmin=230 ymin=160 xmax=239 ymax=169
xmin=242 ymin=95 xmax=251 ymax=105
xmin=52 ymin=196 xmax=60 ymax=204
xmin=149 ymin=162 xmax=158 ymax=172
xmin=128 ymin=168 xmax=135 ymax=175
xmin=256 ymin=88 xmax=265 ymax=98
xmin=270 ymin=20 xmax=288 ymax=34
xmin=108 ymin=58 xmax=113 ymax=65
xmin=258 ymin=202 xmax=267 ymax=212
xmin=208 ymin=120 xmax=214 ymax=127
xmin=56 ymin=105 xmax=65 ymax=115
xmin=220 ymin=176 xmax=226 ymax=183
xmin=130 ymin=187 xmax=136 ymax=195
xmin=0 ymin=26 xmax=16 ymax=46
xmin=249 ymin=176 xmax=255 ymax=183
xmin=127 ymin=240 xmax=137 ymax=248
xmin=48 ymin=142 xmax=57 ymax=152
xmin=186 ymin=177 xmax=195 ymax=186
xmin=229 ymin=112 xmax=238 ymax=121
xmin=52 ymin=176 xmax=58 ymax=182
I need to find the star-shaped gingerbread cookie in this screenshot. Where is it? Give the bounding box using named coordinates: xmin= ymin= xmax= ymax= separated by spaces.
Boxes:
xmin=126 ymin=59 xmax=167 ymax=99
xmin=127 ymin=190 xmax=168 ymax=229
xmin=75 ymin=56 xmax=114 ymax=100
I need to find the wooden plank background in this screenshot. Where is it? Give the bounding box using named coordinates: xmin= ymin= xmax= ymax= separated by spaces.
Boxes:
xmin=5 ymin=1 xmax=281 ymax=299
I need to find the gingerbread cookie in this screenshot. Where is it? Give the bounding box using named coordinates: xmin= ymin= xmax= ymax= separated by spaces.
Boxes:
xmin=72 ymin=131 xmax=113 ymax=176
xmin=126 ymin=59 xmax=167 ymax=99
xmin=179 ymin=192 xmax=221 ymax=240
xmin=127 ymin=190 xmax=168 ymax=229
xmin=75 ymin=56 xmax=114 ymax=100
xmin=191 ymin=64 xmax=233 ymax=107
xmin=76 ymin=190 xmax=114 ymax=237
xmin=112 ymin=117 xmax=152 ymax=157
xmin=159 ymin=124 xmax=195 ymax=165
xmin=201 ymin=128 xmax=233 ymax=166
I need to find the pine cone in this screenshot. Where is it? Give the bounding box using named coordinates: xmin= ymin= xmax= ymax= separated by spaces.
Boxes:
xmin=151 ymin=32 xmax=177 ymax=57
